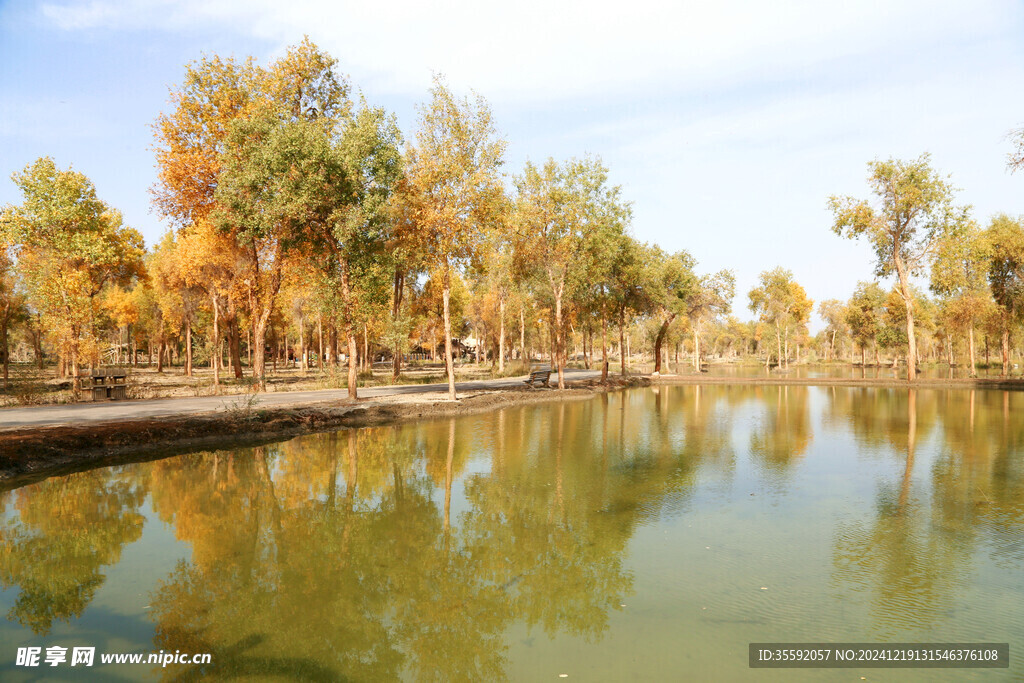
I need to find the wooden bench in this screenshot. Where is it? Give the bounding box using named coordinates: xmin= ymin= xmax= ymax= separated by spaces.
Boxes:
xmin=81 ymin=370 xmax=128 ymax=401
xmin=524 ymin=368 xmax=552 ymax=388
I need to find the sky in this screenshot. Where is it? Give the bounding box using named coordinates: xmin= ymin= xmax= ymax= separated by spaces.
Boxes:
xmin=3 ymin=0 xmax=1024 ymax=331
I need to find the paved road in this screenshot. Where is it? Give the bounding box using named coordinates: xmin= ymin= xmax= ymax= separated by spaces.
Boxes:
xmin=0 ymin=369 xmax=601 ymax=430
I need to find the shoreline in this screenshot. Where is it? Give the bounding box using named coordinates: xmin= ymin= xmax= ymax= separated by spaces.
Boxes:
xmin=3 ymin=372 xmax=1022 ymax=490
xmin=651 ymin=374 xmax=1024 ymax=390
xmin=0 ymin=378 xmax=646 ymax=490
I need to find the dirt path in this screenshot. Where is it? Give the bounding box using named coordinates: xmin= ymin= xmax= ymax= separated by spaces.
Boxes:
xmin=0 ymin=369 xmax=601 ymax=431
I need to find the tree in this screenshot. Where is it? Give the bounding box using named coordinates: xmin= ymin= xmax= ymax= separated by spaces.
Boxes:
xmin=930 ymin=219 xmax=991 ymax=376
xmin=645 ymin=248 xmax=696 ymax=374
xmin=177 ymin=220 xmax=247 ymax=387
xmin=513 ymin=157 xmax=630 ymax=388
xmin=0 ymin=238 xmax=28 ymax=388
xmin=402 ymin=77 xmax=506 ymax=399
xmin=817 ymin=299 xmax=849 ymax=361
xmin=212 ymin=41 xmax=352 ymax=391
xmin=1 ymin=158 xmax=144 ymax=384
xmin=748 ymin=267 xmax=812 ymax=369
xmin=845 ymin=281 xmax=886 ymax=366
xmin=985 ymin=214 xmax=1024 ymax=376
xmin=686 ymin=269 xmax=735 ymax=370
xmin=829 ymin=154 xmax=968 ymax=380
xmin=607 ymin=236 xmax=650 ymax=375
xmin=152 ymin=51 xmax=261 ymax=379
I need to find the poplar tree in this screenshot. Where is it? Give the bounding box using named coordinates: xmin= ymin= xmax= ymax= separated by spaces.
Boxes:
xmin=985 ymin=214 xmax=1024 ymax=376
xmin=829 ymin=154 xmax=967 ymax=380
xmin=1 ymin=158 xmax=144 ymax=384
xmin=403 ymin=77 xmax=506 ymax=399
xmin=930 ymin=219 xmax=991 ymax=376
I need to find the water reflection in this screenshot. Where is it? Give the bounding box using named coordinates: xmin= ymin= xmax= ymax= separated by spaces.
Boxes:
xmin=0 ymin=468 xmax=146 ymax=634
xmin=749 ymin=385 xmax=812 ymax=473
xmin=831 ymin=388 xmax=1024 ymax=640
xmin=0 ymin=386 xmax=1022 ymax=679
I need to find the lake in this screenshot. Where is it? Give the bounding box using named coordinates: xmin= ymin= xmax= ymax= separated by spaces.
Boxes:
xmin=1 ymin=384 xmax=1021 ymax=680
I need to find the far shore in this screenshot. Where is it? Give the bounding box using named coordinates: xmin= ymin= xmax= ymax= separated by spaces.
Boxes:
xmin=651 ymin=373 xmax=1024 ymax=390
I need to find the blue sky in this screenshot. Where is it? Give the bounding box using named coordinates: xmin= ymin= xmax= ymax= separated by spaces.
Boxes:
xmin=3 ymin=0 xmax=1024 ymax=330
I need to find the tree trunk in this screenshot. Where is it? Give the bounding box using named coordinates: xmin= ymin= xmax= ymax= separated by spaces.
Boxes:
xmin=157 ymin=340 xmax=165 ymax=373
xmin=692 ymin=321 xmax=701 ymax=371
xmin=968 ymin=323 xmax=977 ymax=377
xmin=185 ymin=319 xmax=193 ymax=377
xmin=1001 ymin=315 xmax=1010 ymax=376
xmin=499 ymin=296 xmax=506 ymax=373
xmin=653 ymin=314 xmax=674 ymax=374
xmin=392 ymin=271 xmax=404 ymax=380
xmin=519 ymin=304 xmax=526 ymax=368
xmin=904 ymin=296 xmax=917 ymax=381
xmin=227 ymin=315 xmax=242 ymax=378
xmin=211 ymin=297 xmax=220 ymax=390
xmin=318 ymin=315 xmax=324 ymax=373
xmin=442 ymin=266 xmax=457 ymax=400
xmin=600 ymin=311 xmax=609 ymax=381
xmin=253 ymin=314 xmax=271 ymax=391
xmin=1 ymin=312 xmax=8 ymax=390
xmin=893 ymin=261 xmax=917 ymax=380
xmin=33 ymin=317 xmax=44 ymax=370
xmin=347 ymin=328 xmax=358 ymax=399
xmin=623 ymin=314 xmax=630 ymax=375
xmin=554 ymin=289 xmax=565 ymax=389
xmin=299 ymin=315 xmax=307 ymax=373
xmin=776 ymin=327 xmax=782 ymax=371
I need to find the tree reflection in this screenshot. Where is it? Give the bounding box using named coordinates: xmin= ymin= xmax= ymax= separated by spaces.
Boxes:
xmin=831 ymin=388 xmax=1024 ymax=637
xmin=0 ymin=468 xmax=146 ymax=634
xmin=137 ymin=392 xmax=740 ymax=680
xmin=749 ymin=385 xmax=811 ymax=473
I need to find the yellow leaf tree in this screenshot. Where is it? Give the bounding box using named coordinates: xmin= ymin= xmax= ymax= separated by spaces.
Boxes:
xmin=402 ymin=77 xmax=506 ymax=399
xmin=2 ymin=158 xmax=144 ymax=385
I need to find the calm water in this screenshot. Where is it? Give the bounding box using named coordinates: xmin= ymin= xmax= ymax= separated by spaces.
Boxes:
xmin=1 ymin=386 xmax=1022 ymax=681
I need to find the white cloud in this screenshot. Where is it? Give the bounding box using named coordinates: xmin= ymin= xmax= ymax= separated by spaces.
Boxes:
xmin=37 ymin=0 xmax=1018 ymax=101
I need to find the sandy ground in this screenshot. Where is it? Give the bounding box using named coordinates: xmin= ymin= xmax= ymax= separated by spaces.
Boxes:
xmin=0 ymin=370 xmax=637 ymax=489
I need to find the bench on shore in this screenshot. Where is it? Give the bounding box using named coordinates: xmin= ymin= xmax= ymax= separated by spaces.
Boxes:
xmin=524 ymin=367 xmax=552 ymax=388
xmin=80 ymin=369 xmax=128 ymax=401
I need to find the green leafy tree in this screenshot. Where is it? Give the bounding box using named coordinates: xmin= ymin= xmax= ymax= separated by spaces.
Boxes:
xmin=645 ymin=248 xmax=697 ymax=374
xmin=985 ymin=214 xmax=1024 ymax=375
xmin=686 ymin=269 xmax=735 ymax=370
xmin=829 ymin=154 xmax=968 ymax=380
xmin=845 ymin=281 xmax=886 ymax=366
xmin=818 ymin=299 xmax=849 ymax=361
xmin=607 ymin=236 xmax=651 ymax=375
xmin=748 ymin=267 xmax=813 ymax=369
xmin=513 ymin=156 xmax=630 ymax=387
xmin=930 ymin=218 xmax=991 ymax=375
